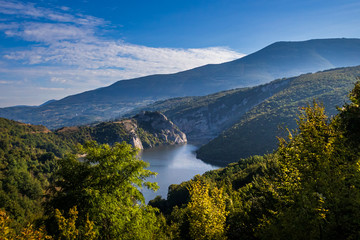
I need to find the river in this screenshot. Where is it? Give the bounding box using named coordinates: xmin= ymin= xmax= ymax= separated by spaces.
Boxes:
xmin=139 ymin=144 xmax=219 ymax=203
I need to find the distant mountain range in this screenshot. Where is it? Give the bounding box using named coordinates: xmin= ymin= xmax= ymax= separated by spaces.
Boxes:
xmin=1 ymin=38 xmax=360 ymax=129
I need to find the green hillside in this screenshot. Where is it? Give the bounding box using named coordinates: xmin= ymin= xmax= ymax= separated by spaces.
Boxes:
xmin=3 ymin=82 xmax=360 ymax=239
xmin=197 ymin=66 xmax=360 ymax=164
xmin=149 ymin=90 xmax=360 ymax=239
xmin=0 ymin=118 xmax=74 ymax=228
xmin=129 ymin=78 xmax=291 ymax=144
xmin=0 ymin=111 xmax=185 ymax=231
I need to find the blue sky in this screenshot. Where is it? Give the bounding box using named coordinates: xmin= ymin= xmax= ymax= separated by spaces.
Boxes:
xmin=0 ymin=0 xmax=360 ymax=107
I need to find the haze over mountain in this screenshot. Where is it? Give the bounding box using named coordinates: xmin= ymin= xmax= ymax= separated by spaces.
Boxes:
xmin=1 ymin=38 xmax=360 ymax=129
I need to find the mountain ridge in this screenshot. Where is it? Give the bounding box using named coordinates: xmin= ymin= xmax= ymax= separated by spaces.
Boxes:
xmin=129 ymin=65 xmax=360 ymax=165
xmin=2 ymin=38 xmax=360 ymax=128
xmin=197 ymin=65 xmax=360 ymax=164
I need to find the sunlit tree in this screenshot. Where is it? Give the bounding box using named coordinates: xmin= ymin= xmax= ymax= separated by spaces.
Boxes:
xmin=256 ymin=100 xmax=360 ymax=239
xmin=187 ymin=178 xmax=228 ymax=240
xmin=47 ymin=141 xmax=166 ymax=239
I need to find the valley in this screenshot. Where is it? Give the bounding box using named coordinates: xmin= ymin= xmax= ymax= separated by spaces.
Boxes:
xmin=2 ymin=37 xmax=360 ymax=239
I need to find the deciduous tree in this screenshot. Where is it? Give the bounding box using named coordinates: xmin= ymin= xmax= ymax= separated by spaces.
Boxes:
xmin=187 ymin=178 xmax=228 ymax=240
xmin=47 ymin=141 xmax=165 ymax=239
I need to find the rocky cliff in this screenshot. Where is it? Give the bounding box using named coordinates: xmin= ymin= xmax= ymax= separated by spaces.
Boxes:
xmin=129 ymin=78 xmax=291 ymax=144
xmin=56 ymin=111 xmax=187 ymax=150
xmin=133 ymin=111 xmax=187 ymax=147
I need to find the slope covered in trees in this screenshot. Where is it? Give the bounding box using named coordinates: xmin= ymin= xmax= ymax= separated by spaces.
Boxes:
xmin=3 ymin=83 xmax=360 ymax=239
xmin=0 ymin=111 xmax=186 ymax=235
xmin=150 ymin=82 xmax=360 ymax=239
xmin=0 ymin=118 xmax=74 ymax=229
xmin=131 ymin=65 xmax=360 ymax=164
xmin=197 ymin=66 xmax=360 ymax=164
xmin=127 ymin=77 xmax=291 ymax=143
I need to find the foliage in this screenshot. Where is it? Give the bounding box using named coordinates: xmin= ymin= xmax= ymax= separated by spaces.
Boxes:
xmin=55 ymin=206 xmax=79 ymax=240
xmin=197 ymin=66 xmax=360 ymax=164
xmin=55 ymin=206 xmax=97 ymax=240
xmin=47 ymin=141 xmax=166 ymax=239
xmin=246 ymin=100 xmax=360 ymax=239
xmin=158 ymin=82 xmax=360 ymax=240
xmin=0 ymin=118 xmax=73 ymax=229
xmin=0 ymin=208 xmax=52 ymax=239
xmin=337 ymin=80 xmax=360 ymax=149
xmin=4 ymin=79 xmax=360 ymax=240
xmin=187 ymin=179 xmax=228 ymax=240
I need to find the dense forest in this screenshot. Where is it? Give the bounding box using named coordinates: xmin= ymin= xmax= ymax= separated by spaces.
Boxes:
xmin=2 ymin=82 xmax=360 ymax=239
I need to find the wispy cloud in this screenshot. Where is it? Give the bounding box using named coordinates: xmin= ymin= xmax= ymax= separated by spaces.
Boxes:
xmin=0 ymin=0 xmax=105 ymax=26
xmin=0 ymin=0 xmax=244 ymax=107
xmin=38 ymin=87 xmax=66 ymax=91
xmin=4 ymin=22 xmax=93 ymax=43
xmin=0 ymin=80 xmax=11 ymax=84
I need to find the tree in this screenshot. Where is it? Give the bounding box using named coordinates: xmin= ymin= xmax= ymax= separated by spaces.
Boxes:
xmin=255 ymin=101 xmax=360 ymax=239
xmin=55 ymin=206 xmax=97 ymax=240
xmin=47 ymin=141 xmax=165 ymax=239
xmin=187 ymin=178 xmax=228 ymax=240
xmin=0 ymin=208 xmax=52 ymax=239
xmin=337 ymin=80 xmax=360 ymax=149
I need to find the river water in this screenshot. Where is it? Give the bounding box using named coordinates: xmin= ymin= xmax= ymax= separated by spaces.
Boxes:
xmin=139 ymin=144 xmax=219 ymax=203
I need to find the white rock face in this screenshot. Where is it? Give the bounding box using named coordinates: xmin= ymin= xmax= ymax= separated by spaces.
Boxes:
xmin=110 ymin=111 xmax=187 ymax=149
xmin=134 ymin=111 xmax=187 ymax=146
xmin=167 ymin=79 xmax=291 ymax=143
xmin=130 ymin=134 xmax=144 ymax=149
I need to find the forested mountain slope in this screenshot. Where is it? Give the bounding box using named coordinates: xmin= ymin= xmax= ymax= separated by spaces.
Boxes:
xmin=132 ymin=66 xmax=360 ymax=164
xmin=3 ymin=83 xmax=360 ymax=239
xmin=197 ymin=66 xmax=360 ymax=164
xmin=150 ymin=89 xmax=360 ymax=239
xmin=0 ymin=111 xmax=185 ymax=230
xmin=128 ymin=78 xmax=292 ymax=143
xmin=0 ymin=118 xmax=74 ymax=227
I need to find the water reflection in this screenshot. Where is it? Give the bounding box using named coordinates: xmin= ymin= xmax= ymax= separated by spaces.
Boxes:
xmin=139 ymin=144 xmax=219 ymax=203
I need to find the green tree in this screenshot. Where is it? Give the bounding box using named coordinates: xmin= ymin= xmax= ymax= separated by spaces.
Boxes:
xmin=337 ymin=80 xmax=360 ymax=149
xmin=47 ymin=141 xmax=165 ymax=239
xmin=55 ymin=206 xmax=79 ymax=240
xmin=255 ymin=101 xmax=360 ymax=240
xmin=0 ymin=208 xmax=52 ymax=240
xmin=187 ymin=178 xmax=228 ymax=240
xmin=55 ymin=206 xmax=97 ymax=240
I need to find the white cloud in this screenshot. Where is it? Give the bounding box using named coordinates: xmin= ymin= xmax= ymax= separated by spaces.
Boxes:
xmin=4 ymin=40 xmax=244 ymax=80
xmin=0 ymin=0 xmax=105 ymax=26
xmin=0 ymin=0 xmax=245 ymax=107
xmin=39 ymin=87 xmax=65 ymax=91
xmin=50 ymin=77 xmax=67 ymax=83
xmin=60 ymin=6 xmax=70 ymax=12
xmin=5 ymin=22 xmax=92 ymax=42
